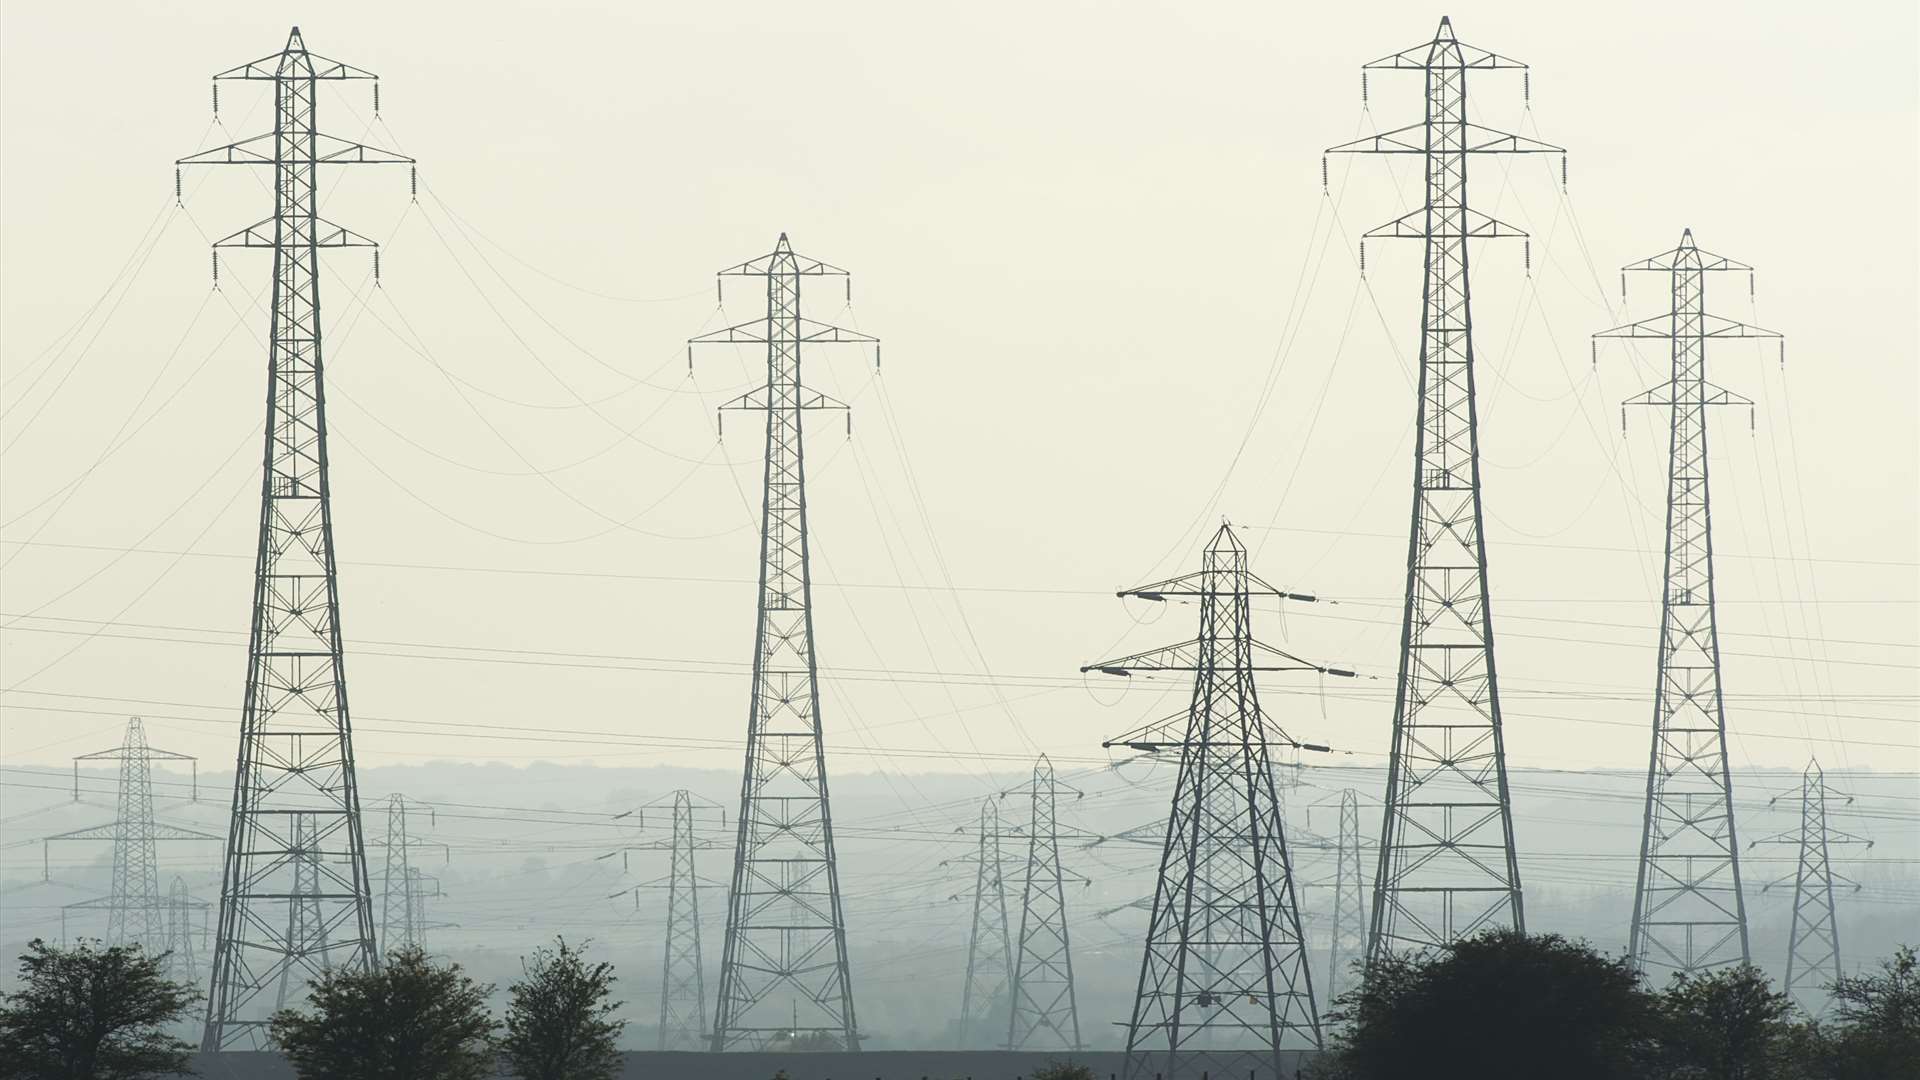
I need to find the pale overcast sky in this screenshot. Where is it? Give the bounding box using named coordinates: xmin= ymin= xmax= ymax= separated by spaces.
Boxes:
xmin=2 ymin=0 xmax=1914 ymax=780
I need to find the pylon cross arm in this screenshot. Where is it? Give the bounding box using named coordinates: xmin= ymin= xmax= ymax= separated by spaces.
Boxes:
xmin=1327 ymin=121 xmax=1560 ymax=156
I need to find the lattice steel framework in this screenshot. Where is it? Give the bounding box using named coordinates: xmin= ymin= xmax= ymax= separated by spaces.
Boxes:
xmin=689 ymin=235 xmax=877 ymax=1052
xmin=1325 ymin=789 xmax=1366 ymax=1006
xmin=1005 ymin=756 xmax=1081 ymax=1052
xmin=1086 ymin=524 xmax=1339 ymax=1078
xmin=956 ymin=797 xmax=1015 ymax=1049
xmin=178 ymin=27 xmax=412 ymax=1049
xmin=1327 ymin=17 xmax=1560 ymax=957
xmin=1596 ymin=229 xmax=1781 ymax=977
xmin=164 ymin=877 xmax=207 ymax=987
xmin=48 ymin=719 xmax=214 ymax=955
xmin=1752 ymin=762 xmax=1869 ymax=1014
xmin=378 ymin=795 xmax=446 ymax=954
xmin=657 ymin=790 xmax=721 ymax=1051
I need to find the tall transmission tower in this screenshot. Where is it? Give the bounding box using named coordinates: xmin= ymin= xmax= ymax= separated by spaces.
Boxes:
xmin=1325 ymin=16 xmax=1560 ymax=957
xmin=46 ymin=719 xmax=217 ymax=954
xmin=1005 ymin=756 xmax=1083 ymax=1053
xmin=178 ymin=27 xmax=412 ymax=1049
xmin=1085 ymin=524 xmax=1341 ymax=1078
xmin=954 ymin=797 xmax=1015 ymax=1049
xmin=1752 ymin=762 xmax=1870 ymax=1013
xmin=1596 ymin=229 xmax=1782 ymax=977
xmin=688 ymin=235 xmax=878 ymax=1053
xmin=377 ymin=795 xmax=447 ymax=954
xmin=611 ymin=790 xmax=725 ymax=1052
xmin=1325 ymin=789 xmax=1366 ymax=1006
xmin=164 ymin=877 xmax=208 ymax=987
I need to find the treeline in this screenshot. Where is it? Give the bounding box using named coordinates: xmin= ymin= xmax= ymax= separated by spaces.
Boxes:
xmin=1 ymin=930 xmax=1914 ymax=1079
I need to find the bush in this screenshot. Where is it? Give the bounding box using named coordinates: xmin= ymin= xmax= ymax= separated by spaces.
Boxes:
xmin=0 ymin=938 xmax=200 ymax=1080
xmin=500 ymin=937 xmax=625 ymax=1080
xmin=270 ymin=945 xmax=497 ymax=1080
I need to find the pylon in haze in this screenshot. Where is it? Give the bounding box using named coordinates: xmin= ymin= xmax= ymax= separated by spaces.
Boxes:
xmin=955 ymin=797 xmax=1015 ymax=1048
xmin=1596 ymin=230 xmax=1782 ymax=977
xmin=1326 ymin=17 xmax=1561 ymax=956
xmin=688 ymin=236 xmax=879 ymax=1053
xmin=178 ymin=27 xmax=412 ymax=1049
xmin=1325 ymin=789 xmax=1366 ymax=1007
xmin=163 ymin=876 xmax=207 ymax=987
xmin=45 ymin=718 xmax=217 ymax=954
xmin=1086 ymin=524 xmax=1344 ymax=1078
xmin=377 ymin=795 xmax=447 ymax=954
xmin=1005 ymin=756 xmax=1083 ymax=1052
xmin=1752 ymin=762 xmax=1871 ymax=1014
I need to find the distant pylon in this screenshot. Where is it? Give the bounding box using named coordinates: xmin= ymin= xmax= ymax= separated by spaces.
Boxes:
xmin=179 ymin=26 xmax=412 ymax=1050
xmin=376 ymin=795 xmax=447 ymax=953
xmin=45 ymin=718 xmax=217 ymax=954
xmin=689 ymin=235 xmax=879 ymax=1053
xmin=163 ymin=876 xmax=207 ymax=987
xmin=1326 ymin=16 xmax=1559 ymax=957
xmin=1325 ymin=789 xmax=1366 ymax=1006
xmin=657 ymin=790 xmax=722 ymax=1051
xmin=1752 ymin=762 xmax=1871 ymax=1013
xmin=956 ymin=797 xmax=1015 ymax=1048
xmin=1596 ymin=229 xmax=1783 ymax=977
xmin=1085 ymin=524 xmax=1342 ymax=1077
xmin=1005 ymin=756 xmax=1083 ymax=1052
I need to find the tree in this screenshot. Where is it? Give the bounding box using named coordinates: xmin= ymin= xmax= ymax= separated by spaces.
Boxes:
xmin=270 ymin=946 xmax=497 ymax=1080
xmin=0 ymin=938 xmax=199 ymax=1080
xmin=1660 ymin=965 xmax=1800 ymax=1080
xmin=1319 ymin=929 xmax=1662 ymax=1080
xmin=1816 ymin=944 xmax=1920 ymax=1080
xmin=500 ymin=937 xmax=625 ymax=1080
xmin=1029 ymin=1062 xmax=1097 ymax=1080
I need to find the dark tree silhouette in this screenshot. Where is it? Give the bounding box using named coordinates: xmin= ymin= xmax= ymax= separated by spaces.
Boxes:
xmin=1317 ymin=929 xmax=1661 ymax=1080
xmin=1660 ymin=965 xmax=1799 ymax=1080
xmin=1817 ymin=944 xmax=1920 ymax=1080
xmin=0 ymin=938 xmax=199 ymax=1080
xmin=500 ymin=936 xmax=625 ymax=1080
xmin=270 ymin=946 xmax=496 ymax=1080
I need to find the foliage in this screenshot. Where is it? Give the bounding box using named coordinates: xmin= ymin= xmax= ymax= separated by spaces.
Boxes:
xmin=1319 ymin=929 xmax=1661 ymax=1080
xmin=1029 ymin=1061 xmax=1097 ymax=1080
xmin=0 ymin=938 xmax=200 ymax=1080
xmin=270 ymin=945 xmax=497 ymax=1080
xmin=1811 ymin=944 xmax=1920 ymax=1080
xmin=1660 ymin=964 xmax=1800 ymax=1079
xmin=500 ymin=936 xmax=626 ymax=1080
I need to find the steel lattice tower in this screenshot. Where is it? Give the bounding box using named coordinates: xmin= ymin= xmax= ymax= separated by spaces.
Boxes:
xmin=656 ymin=790 xmax=719 ymax=1052
xmin=1005 ymin=756 xmax=1082 ymax=1052
xmin=689 ymin=235 xmax=877 ymax=1053
xmin=956 ymin=797 xmax=1015 ymax=1049
xmin=178 ymin=27 xmax=412 ymax=1049
xmin=377 ymin=795 xmax=446 ymax=953
xmin=48 ymin=719 xmax=215 ymax=954
xmin=1085 ymin=524 xmax=1339 ymax=1078
xmin=1325 ymin=789 xmax=1366 ymax=1006
xmin=1596 ymin=229 xmax=1781 ymax=977
xmin=164 ymin=877 xmax=206 ymax=986
xmin=1326 ymin=17 xmax=1559 ymax=957
xmin=1752 ymin=762 xmax=1869 ymax=1014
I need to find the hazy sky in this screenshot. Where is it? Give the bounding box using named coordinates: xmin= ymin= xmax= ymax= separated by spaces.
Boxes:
xmin=1 ymin=0 xmax=1915 ymax=787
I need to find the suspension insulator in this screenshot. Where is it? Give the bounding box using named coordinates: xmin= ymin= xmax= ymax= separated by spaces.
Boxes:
xmin=175 ymin=168 xmax=183 ymax=206
xmin=212 ymin=82 xmax=219 ymax=116
xmin=373 ymin=249 xmax=382 ymax=285
xmin=373 ymin=82 xmax=381 ymax=117
xmin=1361 ymin=71 xmax=1369 ymax=106
xmin=1321 ymin=156 xmax=1329 ymax=192
xmin=410 ymin=165 xmax=418 ymax=201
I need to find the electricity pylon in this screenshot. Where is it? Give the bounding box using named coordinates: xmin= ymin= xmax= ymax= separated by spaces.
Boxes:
xmin=1325 ymin=789 xmax=1366 ymax=1007
xmin=178 ymin=27 xmax=412 ymax=1049
xmin=612 ymin=790 xmax=725 ymax=1052
xmin=1751 ymin=762 xmax=1870 ymax=1014
xmin=689 ymin=235 xmax=878 ymax=1053
xmin=1326 ymin=16 xmax=1558 ymax=959
xmin=1596 ymin=229 xmax=1782 ymax=977
xmin=955 ymin=797 xmax=1015 ymax=1049
xmin=1085 ymin=524 xmax=1343 ymax=1078
xmin=1005 ymin=755 xmax=1084 ymax=1052
xmin=377 ymin=795 xmax=447 ymax=953
xmin=46 ymin=719 xmax=218 ymax=953
xmin=164 ymin=877 xmax=208 ymax=987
